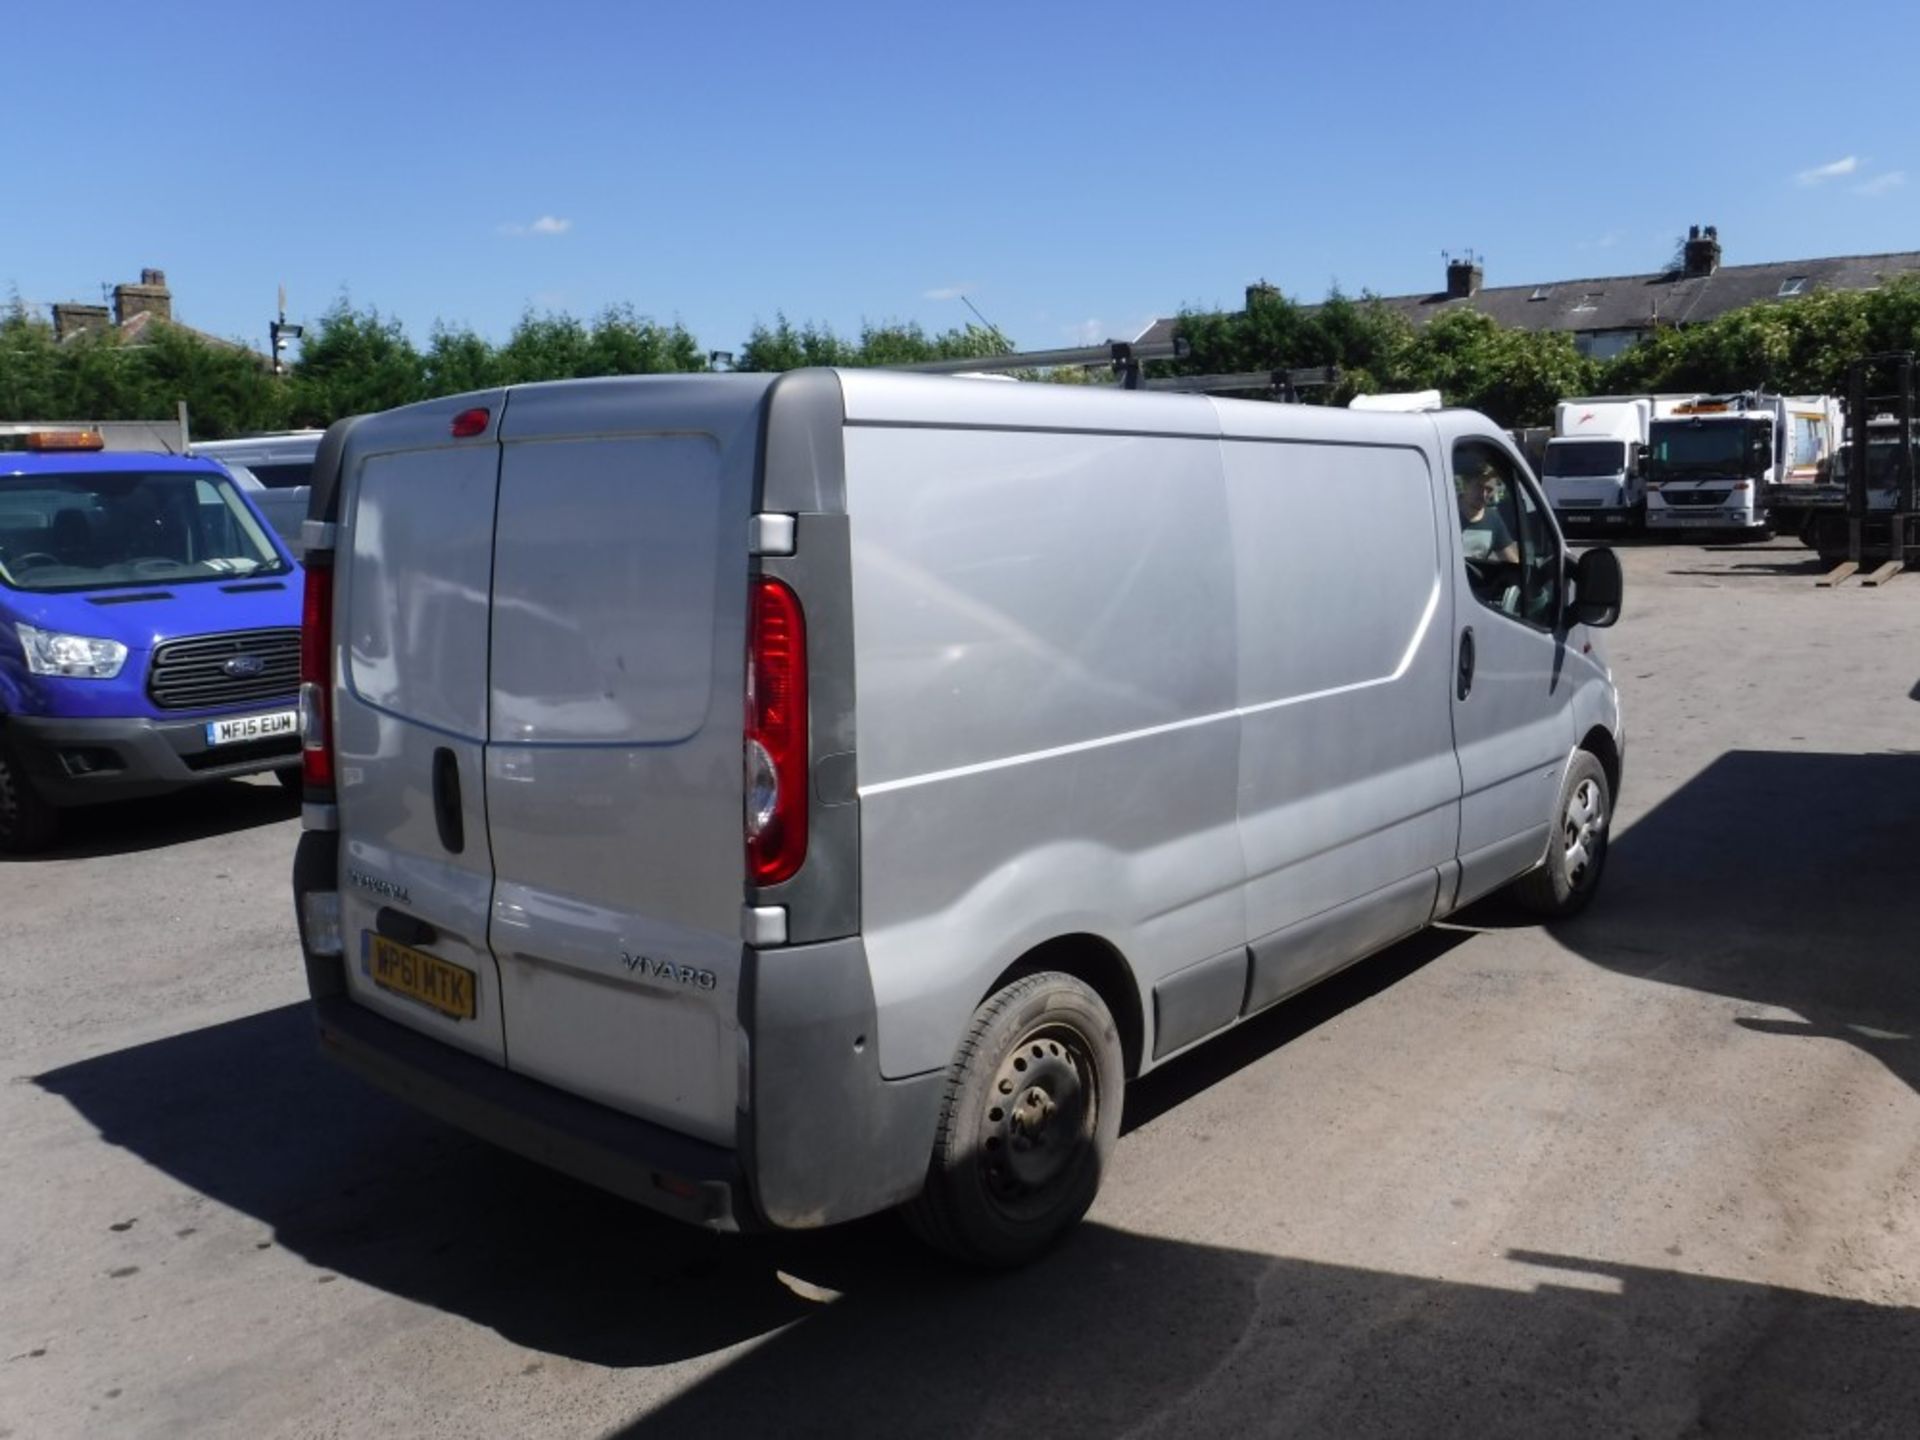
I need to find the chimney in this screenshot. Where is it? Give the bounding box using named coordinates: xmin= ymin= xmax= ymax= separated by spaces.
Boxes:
xmin=1245 ymin=280 xmax=1282 ymax=311
xmin=112 ymin=267 xmax=172 ymax=325
xmin=1682 ymin=225 xmax=1721 ymax=279
xmin=1445 ymin=256 xmax=1483 ymax=299
xmin=51 ymin=302 xmax=111 ymax=341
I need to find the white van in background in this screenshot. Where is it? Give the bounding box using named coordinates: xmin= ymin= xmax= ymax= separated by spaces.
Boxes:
xmin=291 ymin=373 xmax=1625 ymax=1266
xmin=190 ymin=431 xmax=323 ymax=556
xmin=1542 ymin=398 xmax=1652 ymax=534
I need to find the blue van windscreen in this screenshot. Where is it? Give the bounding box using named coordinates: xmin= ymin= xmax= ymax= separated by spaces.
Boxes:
xmin=0 ymin=471 xmax=290 ymax=593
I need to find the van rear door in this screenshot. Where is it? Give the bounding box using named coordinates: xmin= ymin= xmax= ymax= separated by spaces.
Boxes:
xmin=332 ymin=398 xmax=508 ymax=1063
xmin=485 ymin=380 xmax=763 ymax=1148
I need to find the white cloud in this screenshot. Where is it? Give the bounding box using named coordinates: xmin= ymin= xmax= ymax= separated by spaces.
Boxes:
xmin=1796 ymin=155 xmax=1860 ymax=185
xmin=498 ymin=215 xmax=574 ymax=237
xmin=923 ymin=285 xmax=970 ymax=301
xmin=1857 ymin=170 xmax=1907 ymax=197
xmin=1065 ymin=319 xmax=1105 ymax=345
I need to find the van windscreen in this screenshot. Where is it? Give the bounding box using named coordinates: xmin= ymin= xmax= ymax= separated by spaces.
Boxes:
xmin=0 ymin=470 xmax=289 ymax=593
xmin=1543 ymin=440 xmax=1625 ymax=477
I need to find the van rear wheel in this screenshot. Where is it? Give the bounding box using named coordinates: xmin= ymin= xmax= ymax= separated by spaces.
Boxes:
xmin=904 ymin=972 xmax=1123 ymax=1268
xmin=0 ymin=744 xmax=58 ymax=854
xmin=1510 ymin=750 xmax=1610 ymax=919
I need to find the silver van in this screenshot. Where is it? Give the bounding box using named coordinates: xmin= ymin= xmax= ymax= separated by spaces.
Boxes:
xmin=291 ymin=372 xmax=1624 ymax=1266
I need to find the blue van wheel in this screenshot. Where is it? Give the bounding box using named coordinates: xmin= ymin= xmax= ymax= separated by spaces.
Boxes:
xmin=0 ymin=744 xmax=58 ymax=854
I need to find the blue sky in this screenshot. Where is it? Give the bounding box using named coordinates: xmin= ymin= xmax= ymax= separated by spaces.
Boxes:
xmin=5 ymin=0 xmax=1916 ymax=360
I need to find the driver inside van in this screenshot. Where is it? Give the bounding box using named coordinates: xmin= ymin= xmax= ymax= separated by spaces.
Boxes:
xmin=1458 ymin=464 xmax=1519 ymax=564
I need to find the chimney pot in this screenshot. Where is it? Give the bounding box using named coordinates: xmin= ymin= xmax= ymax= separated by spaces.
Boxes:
xmin=111 ymin=267 xmax=173 ymax=326
xmin=51 ymin=302 xmax=111 ymax=341
xmin=1245 ymin=280 xmax=1282 ymax=311
xmin=1681 ymin=223 xmax=1722 ymax=279
xmin=1445 ymin=256 xmax=1484 ymax=299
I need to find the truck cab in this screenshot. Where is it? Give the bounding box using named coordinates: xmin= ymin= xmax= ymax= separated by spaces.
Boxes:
xmin=0 ymin=435 xmax=304 ymax=849
xmin=1645 ymin=394 xmax=1777 ymax=536
xmin=1542 ymin=398 xmax=1651 ymax=534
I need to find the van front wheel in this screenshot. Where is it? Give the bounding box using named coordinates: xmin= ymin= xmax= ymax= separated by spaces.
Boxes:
xmin=0 ymin=744 xmax=58 ymax=854
xmin=1510 ymin=751 xmax=1610 ymax=919
xmin=904 ymin=972 xmax=1123 ymax=1268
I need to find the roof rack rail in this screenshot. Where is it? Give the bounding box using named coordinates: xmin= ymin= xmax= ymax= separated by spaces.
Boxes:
xmin=1141 ymin=365 xmax=1341 ymax=401
xmin=886 ymin=342 xmax=1339 ymax=400
xmin=886 ymin=339 xmax=1186 ymax=389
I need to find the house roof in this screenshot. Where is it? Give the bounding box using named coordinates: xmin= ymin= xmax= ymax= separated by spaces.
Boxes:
xmin=1136 ymin=249 xmax=1920 ymax=346
xmin=111 ymin=310 xmax=268 ymax=361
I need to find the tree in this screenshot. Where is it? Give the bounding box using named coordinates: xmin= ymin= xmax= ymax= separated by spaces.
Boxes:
xmin=139 ymin=323 xmax=291 ymax=438
xmin=1160 ymin=287 xmax=1417 ymax=401
xmin=735 ymin=315 xmax=857 ymax=371
xmin=423 ymin=324 xmax=502 ymax=396
xmin=734 ymin=315 xmax=1009 ymax=371
xmin=1400 ymin=310 xmax=1595 ymax=426
xmin=287 ymin=303 xmax=426 ymax=427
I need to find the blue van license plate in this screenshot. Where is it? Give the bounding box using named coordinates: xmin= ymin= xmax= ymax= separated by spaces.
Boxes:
xmin=205 ymin=710 xmax=298 ymax=746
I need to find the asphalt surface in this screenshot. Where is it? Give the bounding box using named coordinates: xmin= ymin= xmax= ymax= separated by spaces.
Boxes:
xmin=3 ymin=538 xmax=1917 ymax=1438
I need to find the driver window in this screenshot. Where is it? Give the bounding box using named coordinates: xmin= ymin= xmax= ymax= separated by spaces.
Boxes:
xmin=1454 ymin=441 xmax=1525 ymax=618
xmin=1455 ymin=441 xmax=1563 ymax=628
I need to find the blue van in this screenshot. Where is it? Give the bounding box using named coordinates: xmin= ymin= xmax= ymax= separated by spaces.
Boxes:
xmin=0 ymin=439 xmax=304 ymax=850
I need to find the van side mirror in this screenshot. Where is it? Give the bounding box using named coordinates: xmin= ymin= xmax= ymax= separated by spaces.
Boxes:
xmin=1633 ymin=448 xmax=1648 ymax=478
xmin=1570 ymin=546 xmax=1623 ymax=628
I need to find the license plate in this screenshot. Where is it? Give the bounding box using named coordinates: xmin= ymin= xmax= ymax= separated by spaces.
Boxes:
xmin=205 ymin=709 xmax=297 ymax=746
xmin=363 ymin=933 xmax=477 ymax=1020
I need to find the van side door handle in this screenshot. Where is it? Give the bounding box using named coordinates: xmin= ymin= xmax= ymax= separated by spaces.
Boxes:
xmin=1457 ymin=627 xmax=1476 ymax=700
xmin=431 ymin=747 xmax=466 ymax=854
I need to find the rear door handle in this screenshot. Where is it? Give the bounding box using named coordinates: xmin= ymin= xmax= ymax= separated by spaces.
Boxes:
xmin=431 ymin=747 xmax=466 ymax=854
xmin=1457 ymin=627 xmax=1476 ymax=700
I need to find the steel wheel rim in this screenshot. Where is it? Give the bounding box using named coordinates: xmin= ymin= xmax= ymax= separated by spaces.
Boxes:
xmin=1563 ymin=777 xmax=1606 ymax=889
xmin=979 ymin=1023 xmax=1099 ymax=1214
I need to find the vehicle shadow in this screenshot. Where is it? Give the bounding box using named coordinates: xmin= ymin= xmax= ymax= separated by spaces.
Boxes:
xmin=1664 ymin=558 xmax=1826 ymax=578
xmin=33 ymin=1003 xmax=1920 ymax=1435
xmin=12 ymin=775 xmax=298 ymax=862
xmin=1122 ymin=925 xmax=1469 ymax=1134
xmin=32 ymin=924 xmax=1471 ymax=1369
xmin=1465 ymin=749 xmax=1920 ymax=1100
xmin=610 ymin=1233 xmax=1919 ymax=1439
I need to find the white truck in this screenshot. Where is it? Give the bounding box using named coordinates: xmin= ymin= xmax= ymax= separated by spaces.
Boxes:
xmin=1645 ymin=392 xmax=1841 ymax=537
xmin=1541 ymin=398 xmax=1652 ymax=534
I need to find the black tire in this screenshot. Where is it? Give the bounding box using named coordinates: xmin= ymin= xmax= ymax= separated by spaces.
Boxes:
xmin=274 ymin=765 xmax=303 ymax=793
xmin=903 ymin=972 xmax=1124 ymax=1268
xmin=1510 ymin=750 xmax=1610 ymax=919
xmin=0 ymin=743 xmax=59 ymax=854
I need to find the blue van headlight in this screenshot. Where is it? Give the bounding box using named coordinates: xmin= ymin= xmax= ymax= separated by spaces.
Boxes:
xmin=16 ymin=624 xmax=129 ymax=679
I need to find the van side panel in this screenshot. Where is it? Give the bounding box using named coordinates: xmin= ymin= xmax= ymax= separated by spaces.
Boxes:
xmin=845 ymin=420 xmax=1244 ymax=1080
xmin=1219 ymin=433 xmax=1458 ymax=1008
xmin=335 ymin=440 xmax=506 ymax=1062
xmin=485 ymin=401 xmax=759 ymax=1147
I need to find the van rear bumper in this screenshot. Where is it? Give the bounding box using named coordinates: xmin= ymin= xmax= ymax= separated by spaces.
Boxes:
xmin=5 ymin=710 xmax=299 ymax=806
xmin=311 ymin=993 xmax=750 ymax=1231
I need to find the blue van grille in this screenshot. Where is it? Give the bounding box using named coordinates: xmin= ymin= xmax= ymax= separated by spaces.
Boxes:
xmin=147 ymin=628 xmax=301 ymax=711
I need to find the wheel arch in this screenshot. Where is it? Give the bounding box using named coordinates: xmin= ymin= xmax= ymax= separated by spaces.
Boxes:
xmin=988 ymin=933 xmax=1146 ymax=1079
xmin=1579 ymin=723 xmax=1621 ymax=803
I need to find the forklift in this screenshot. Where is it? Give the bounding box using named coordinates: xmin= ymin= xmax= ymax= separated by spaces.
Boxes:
xmin=1814 ymin=353 xmax=1920 ymax=587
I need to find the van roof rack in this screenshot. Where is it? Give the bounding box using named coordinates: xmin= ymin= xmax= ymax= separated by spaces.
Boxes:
xmin=887 ymin=340 xmax=1337 ymax=399
xmin=888 ymin=339 xmax=1181 ymax=389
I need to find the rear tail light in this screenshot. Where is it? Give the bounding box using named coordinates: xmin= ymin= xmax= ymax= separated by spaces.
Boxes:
xmin=299 ymin=561 xmax=335 ymax=790
xmin=745 ymin=577 xmax=808 ymax=886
